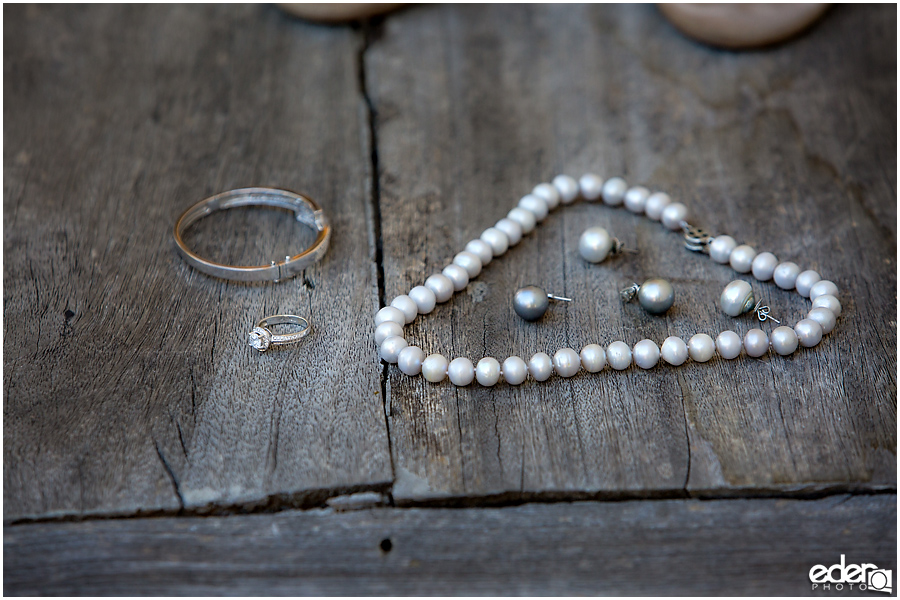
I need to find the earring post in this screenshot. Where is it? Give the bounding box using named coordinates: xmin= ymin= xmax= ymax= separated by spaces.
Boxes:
xmin=547 ymin=294 xmax=572 ymax=303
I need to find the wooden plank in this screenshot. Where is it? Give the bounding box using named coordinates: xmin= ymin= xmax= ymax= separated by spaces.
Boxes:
xmin=4 ymin=495 xmax=895 ymax=595
xmin=3 ymin=5 xmax=391 ymax=520
xmin=368 ymin=4 xmax=897 ymax=503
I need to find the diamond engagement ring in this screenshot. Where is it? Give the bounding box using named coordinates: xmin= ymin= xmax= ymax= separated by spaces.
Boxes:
xmin=249 ymin=315 xmax=312 ymax=352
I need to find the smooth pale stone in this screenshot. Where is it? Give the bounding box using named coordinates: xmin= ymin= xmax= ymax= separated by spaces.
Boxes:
xmin=709 ymin=235 xmax=737 ymax=264
xmin=579 ymin=174 xmax=604 ymax=201
xmin=397 ymin=346 xmax=426 ymax=376
xmin=495 ymin=218 xmax=523 ymax=246
xmin=422 ymin=353 xmax=449 ymax=382
xmin=441 ymin=264 xmax=469 ymax=292
xmin=475 ymin=357 xmax=501 ymax=386
xmin=480 ymin=227 xmax=509 ymax=256
xmin=807 ymin=307 xmax=836 ymax=334
xmin=661 ymin=202 xmax=688 ymax=230
xmin=794 ymin=318 xmax=823 ymax=348
xmin=532 ymin=183 xmax=561 ymax=210
xmin=453 ymin=250 xmax=482 ymax=278
xmin=578 ymin=226 xmax=614 ymax=263
xmin=751 ymin=252 xmax=778 ymax=281
xmin=379 ymin=336 xmax=407 ymax=363
xmin=425 ymin=273 xmax=454 ymax=303
xmin=812 ymin=294 xmax=842 ymax=317
xmin=502 ymin=356 xmax=528 ymax=385
xmin=809 ymin=280 xmax=839 ymax=301
xmin=553 ymin=348 xmax=581 ymax=377
xmin=580 ymin=344 xmax=606 ymax=372
xmin=375 ymin=306 xmax=406 ymax=326
xmin=464 ymin=239 xmax=493 ymax=266
xmin=606 ymin=341 xmax=632 ymax=370
xmin=528 ymin=352 xmax=553 ymax=381
xmin=552 ymin=174 xmax=580 ymax=204
xmin=505 ymin=208 xmax=536 ymax=234
xmin=601 ymin=177 xmax=627 ymax=206
xmin=720 ymin=280 xmax=754 ymax=317
xmin=794 ymin=269 xmax=821 ymax=297
xmin=729 ymin=245 xmax=757 ymax=274
xmin=743 ymin=328 xmax=769 ymax=357
xmin=409 ymin=285 xmax=436 ymax=314
xmin=448 ymin=357 xmax=475 ymax=386
xmin=375 ymin=321 xmax=403 ymax=346
xmin=518 ymin=194 xmax=549 ymax=221
xmin=633 ymin=339 xmax=660 ymax=369
xmin=773 ymin=261 xmax=801 ymax=290
xmin=390 ymin=294 xmax=418 ymax=323
xmin=624 ymin=186 xmax=650 ymax=213
xmin=715 ymin=330 xmax=742 ymax=359
xmin=688 ymin=333 xmax=715 ymax=362
xmin=661 ymin=336 xmax=688 ymax=366
xmin=644 ymin=192 xmax=671 ymax=221
xmin=771 ymin=326 xmax=799 ymax=355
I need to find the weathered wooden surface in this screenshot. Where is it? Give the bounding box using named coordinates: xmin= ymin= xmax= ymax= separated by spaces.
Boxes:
xmin=370 ymin=4 xmax=897 ymax=503
xmin=5 ymin=495 xmax=895 ymax=596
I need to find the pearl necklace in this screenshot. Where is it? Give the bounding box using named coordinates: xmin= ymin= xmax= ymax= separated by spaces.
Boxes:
xmin=373 ymin=174 xmax=842 ymax=387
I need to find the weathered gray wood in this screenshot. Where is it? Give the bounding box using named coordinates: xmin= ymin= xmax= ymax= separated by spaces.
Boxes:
xmin=3 ymin=4 xmax=391 ymax=520
xmin=369 ymin=4 xmax=897 ymax=503
xmin=4 ymin=495 xmax=895 ymax=595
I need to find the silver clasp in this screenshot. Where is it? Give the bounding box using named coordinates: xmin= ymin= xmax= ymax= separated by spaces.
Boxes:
xmin=682 ymin=222 xmax=713 ymax=253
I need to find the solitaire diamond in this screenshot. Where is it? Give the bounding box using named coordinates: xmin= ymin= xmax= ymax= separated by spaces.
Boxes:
xmin=248 ymin=327 xmax=272 ymax=351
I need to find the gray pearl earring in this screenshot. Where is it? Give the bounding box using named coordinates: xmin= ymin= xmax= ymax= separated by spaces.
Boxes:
xmin=620 ymin=278 xmax=675 ymax=315
xmin=513 ymin=285 xmax=572 ymax=321
xmin=720 ymin=280 xmax=780 ymax=323
xmin=578 ymin=226 xmax=636 ymax=263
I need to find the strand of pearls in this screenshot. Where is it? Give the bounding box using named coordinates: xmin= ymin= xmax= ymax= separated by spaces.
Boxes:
xmin=374 ymin=174 xmax=842 ymax=386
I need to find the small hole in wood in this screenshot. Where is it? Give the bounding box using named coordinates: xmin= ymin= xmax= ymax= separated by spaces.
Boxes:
xmin=64 ymin=309 xmax=75 ymax=320
xmin=379 ymin=538 xmax=393 ymax=553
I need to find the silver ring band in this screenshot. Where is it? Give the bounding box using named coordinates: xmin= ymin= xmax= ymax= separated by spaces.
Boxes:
xmin=249 ymin=315 xmax=311 ymax=352
xmin=174 ymin=187 xmax=331 ymax=282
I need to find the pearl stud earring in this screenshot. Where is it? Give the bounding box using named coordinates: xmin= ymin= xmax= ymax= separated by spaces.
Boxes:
xmin=620 ymin=278 xmax=675 ymax=315
xmin=513 ymin=285 xmax=572 ymax=321
xmin=578 ymin=226 xmax=635 ymax=263
xmin=720 ymin=280 xmax=780 ymax=323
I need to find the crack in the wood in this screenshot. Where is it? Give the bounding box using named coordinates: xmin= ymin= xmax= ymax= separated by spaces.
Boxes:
xmin=154 ymin=441 xmax=185 ymax=511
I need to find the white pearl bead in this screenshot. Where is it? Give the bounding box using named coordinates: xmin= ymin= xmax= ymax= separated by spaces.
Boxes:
xmin=532 ymin=183 xmax=560 ymax=210
xmin=743 ymin=329 xmax=769 ymax=358
xmin=518 ymin=194 xmax=549 ymax=222
xmin=601 ymin=177 xmax=627 ymax=206
xmin=464 ymin=239 xmax=493 ymax=266
xmin=771 ymin=326 xmax=799 ymax=356
xmin=773 ymin=261 xmax=801 ymax=290
xmin=375 ymin=306 xmax=406 ymax=326
xmin=606 ymin=341 xmax=632 ymax=370
xmin=720 ymin=280 xmax=754 ymax=317
xmin=552 ymin=175 xmax=580 ymax=205
xmin=661 ymin=202 xmax=688 ymax=230
xmin=661 ymin=336 xmax=688 ymax=366
xmin=794 ymin=270 xmax=821 ymax=298
xmin=422 ymin=353 xmax=449 ymax=382
xmin=812 ymin=294 xmax=842 ymax=317
xmin=390 ymin=295 xmax=418 ymax=323
xmin=409 ymin=285 xmax=436 ymax=314
xmin=644 ymin=192 xmax=671 ymax=221
xmin=807 ymin=307 xmax=836 ymax=334
xmin=380 ymin=336 xmax=407 ymax=363
xmin=709 ymin=235 xmax=737 ymax=264
xmin=453 ymin=251 xmax=482 ymax=278
xmin=624 ymin=186 xmax=650 ymax=214
xmin=729 ymin=245 xmax=757 ymax=274
xmin=688 ymin=334 xmax=715 ymax=362
xmin=475 ymin=357 xmax=501 ymax=386
xmin=751 ymin=252 xmax=778 ymax=281
xmin=715 ymin=330 xmax=742 ymax=360
xmin=633 ymin=339 xmax=660 ymax=369
xmin=809 ymin=280 xmax=839 ymax=301
xmin=553 ymin=348 xmax=581 ymax=378
xmin=528 ymin=352 xmax=553 ymax=381
xmin=495 ymin=218 xmax=523 ymax=246
xmin=480 ymin=227 xmax=509 ymax=257
xmin=502 ymin=356 xmax=528 ymax=385
xmin=375 ymin=321 xmax=403 ymax=346
xmin=579 ymin=174 xmax=604 ymax=201
xmin=580 ymin=344 xmax=606 ymax=372
xmin=425 ymin=273 xmax=454 ymax=303
xmin=794 ymin=319 xmax=823 ymax=348
xmin=397 ymin=346 xmax=425 ymax=376
xmin=578 ymin=226 xmax=614 ymax=263
xmin=505 ymin=208 xmax=536 ymax=235
xmin=442 ymin=264 xmax=469 ymax=291
xmin=448 ymin=357 xmax=475 ymax=386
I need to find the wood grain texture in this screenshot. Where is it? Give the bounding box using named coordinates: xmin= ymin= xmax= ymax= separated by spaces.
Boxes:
xmin=3 ymin=4 xmax=391 ymax=520
xmin=368 ymin=4 xmax=897 ymax=503
xmin=5 ymin=495 xmax=895 ymax=595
